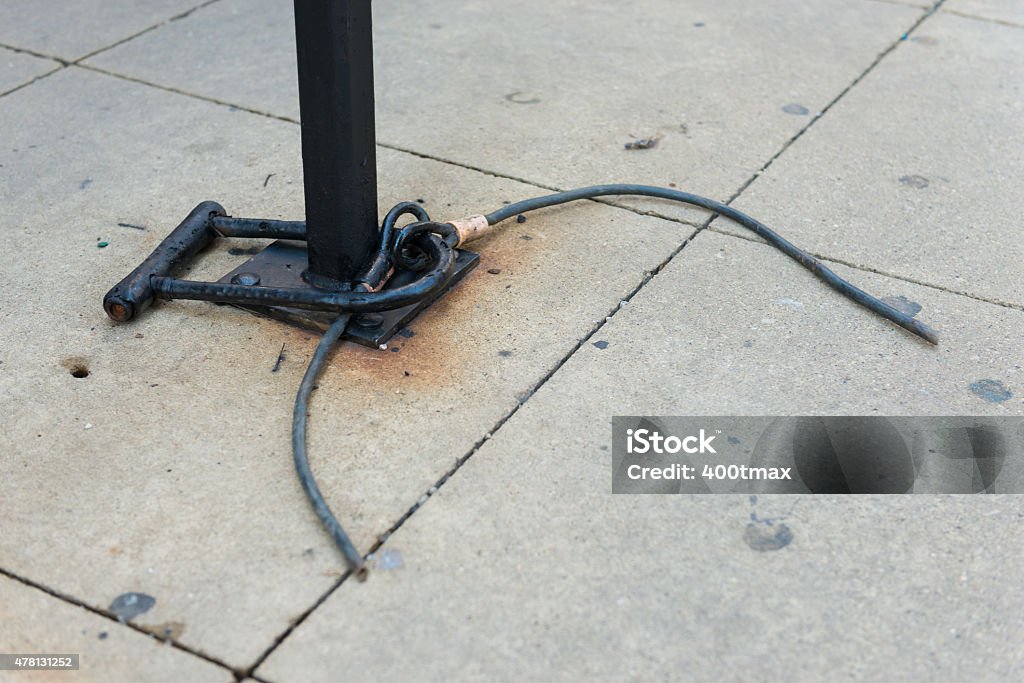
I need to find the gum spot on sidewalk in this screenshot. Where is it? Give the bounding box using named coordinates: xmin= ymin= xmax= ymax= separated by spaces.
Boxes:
xmin=970 ymin=379 xmax=1012 ymax=404
xmin=744 ymin=523 xmax=793 ymax=552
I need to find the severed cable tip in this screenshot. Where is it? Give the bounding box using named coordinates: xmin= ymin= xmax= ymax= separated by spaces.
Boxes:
xmin=447 ymin=214 xmax=491 ymax=247
xmin=907 ymin=319 xmax=940 ymax=345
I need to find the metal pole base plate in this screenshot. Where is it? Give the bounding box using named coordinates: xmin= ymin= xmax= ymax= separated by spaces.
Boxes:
xmin=217 ymin=240 xmax=479 ymax=347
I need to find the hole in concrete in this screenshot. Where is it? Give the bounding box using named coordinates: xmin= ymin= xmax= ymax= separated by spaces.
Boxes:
xmin=63 ymin=357 xmax=91 ymax=378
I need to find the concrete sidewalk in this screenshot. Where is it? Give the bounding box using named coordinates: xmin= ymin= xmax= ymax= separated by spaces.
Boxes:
xmin=1 ymin=1 xmax=1021 ymax=681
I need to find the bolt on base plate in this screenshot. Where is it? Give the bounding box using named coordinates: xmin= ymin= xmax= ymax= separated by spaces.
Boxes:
xmin=217 ymin=240 xmax=479 ymax=347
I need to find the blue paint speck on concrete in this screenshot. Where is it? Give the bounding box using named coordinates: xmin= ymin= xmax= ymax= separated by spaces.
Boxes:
xmin=109 ymin=592 xmax=156 ymax=621
xmin=970 ymin=379 xmax=1013 ymax=404
xmin=376 ymin=548 xmax=404 ymax=570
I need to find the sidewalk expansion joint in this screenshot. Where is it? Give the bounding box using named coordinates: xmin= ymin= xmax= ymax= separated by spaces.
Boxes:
xmin=941 ymin=9 xmax=1024 ymax=30
xmin=709 ymin=227 xmax=1024 ymax=314
xmin=377 ymin=141 xmax=709 ymax=229
xmin=72 ymin=62 xmax=715 ymax=235
xmin=730 ymin=0 xmax=949 ymax=203
xmin=0 ymin=0 xmax=225 ymax=100
xmin=0 ymin=65 xmax=63 ymax=99
xmin=0 ymin=566 xmax=244 ymax=679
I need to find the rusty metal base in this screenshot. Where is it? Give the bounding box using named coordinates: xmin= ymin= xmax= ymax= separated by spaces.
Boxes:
xmin=217 ymin=240 xmax=479 ymax=347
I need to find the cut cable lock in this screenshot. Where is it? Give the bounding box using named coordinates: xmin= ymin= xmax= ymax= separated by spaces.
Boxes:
xmin=105 ymin=185 xmax=938 ymax=581
xmin=289 ymin=184 xmax=939 ymax=580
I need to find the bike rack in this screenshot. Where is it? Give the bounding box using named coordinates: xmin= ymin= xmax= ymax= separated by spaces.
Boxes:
xmin=103 ymin=0 xmax=478 ymax=346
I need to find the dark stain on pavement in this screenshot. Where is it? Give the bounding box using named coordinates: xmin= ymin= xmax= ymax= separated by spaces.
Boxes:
xmin=625 ymin=137 xmax=660 ymax=150
xmin=970 ymin=379 xmax=1013 ymax=404
xmin=744 ymin=495 xmax=796 ymax=552
xmin=109 ymin=592 xmax=156 ymax=622
xmin=881 ymin=295 xmax=922 ymax=317
xmin=899 ymin=175 xmax=929 ymax=189
xmin=149 ymin=621 xmax=185 ymax=641
xmin=744 ymin=522 xmax=794 ymax=552
xmin=505 ymin=91 xmax=540 ymax=105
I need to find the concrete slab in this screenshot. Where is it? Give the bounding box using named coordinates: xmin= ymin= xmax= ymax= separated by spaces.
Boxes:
xmin=85 ymin=0 xmax=924 ymax=224
xmin=260 ymin=230 xmax=1024 ymax=682
xmin=711 ymin=11 xmax=1024 ymax=306
xmin=85 ymin=0 xmax=296 ymax=117
xmin=0 ymin=576 xmax=232 ymax=683
xmin=0 ymin=47 xmax=59 ymax=96
xmin=0 ymin=0 xmax=211 ymax=62
xmin=945 ymin=0 xmax=1024 ymax=27
xmin=0 ymin=66 xmax=692 ymax=668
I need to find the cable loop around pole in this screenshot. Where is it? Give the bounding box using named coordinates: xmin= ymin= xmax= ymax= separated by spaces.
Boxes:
xmin=392 ymin=221 xmax=460 ymax=270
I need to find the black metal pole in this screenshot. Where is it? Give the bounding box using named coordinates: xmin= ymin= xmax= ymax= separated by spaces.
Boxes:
xmin=293 ymin=0 xmax=379 ymax=287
